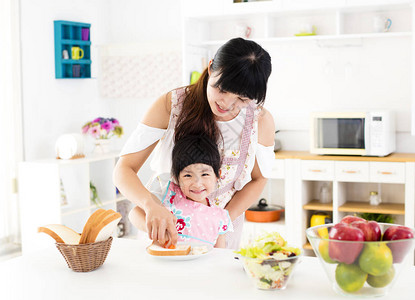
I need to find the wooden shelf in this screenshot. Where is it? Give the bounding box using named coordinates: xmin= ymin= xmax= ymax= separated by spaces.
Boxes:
xmin=303 ymin=243 xmax=313 ymax=250
xmin=339 ymin=201 xmax=405 ymax=215
xmin=54 ymin=20 xmax=91 ymax=79
xmin=303 ymin=200 xmax=333 ymax=211
xmin=62 ymin=59 xmax=92 ymax=64
xmin=61 ymin=39 xmax=91 ymax=46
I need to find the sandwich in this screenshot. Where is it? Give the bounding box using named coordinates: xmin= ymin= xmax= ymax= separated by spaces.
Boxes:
xmin=146 ymin=241 xmax=191 ymax=256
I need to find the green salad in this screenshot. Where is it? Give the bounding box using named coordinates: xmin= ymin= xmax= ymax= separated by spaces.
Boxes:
xmin=235 ymin=232 xmax=301 ymax=290
xmin=236 ymin=231 xmax=301 ymax=259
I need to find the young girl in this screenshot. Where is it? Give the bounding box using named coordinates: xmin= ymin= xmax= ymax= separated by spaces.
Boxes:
xmin=130 ymin=134 xmax=233 ymax=248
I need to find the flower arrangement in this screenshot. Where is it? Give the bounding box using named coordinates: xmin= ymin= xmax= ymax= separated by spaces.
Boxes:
xmin=82 ymin=117 xmax=123 ymax=140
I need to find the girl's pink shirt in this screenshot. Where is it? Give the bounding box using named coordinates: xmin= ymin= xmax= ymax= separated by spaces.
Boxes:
xmin=161 ymin=181 xmax=233 ymax=245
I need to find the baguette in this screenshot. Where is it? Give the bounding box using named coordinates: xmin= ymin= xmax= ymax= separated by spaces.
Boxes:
xmin=38 ymin=224 xmax=81 ymax=244
xmin=147 ymin=242 xmax=191 ymax=256
xmin=86 ymin=211 xmax=122 ymax=243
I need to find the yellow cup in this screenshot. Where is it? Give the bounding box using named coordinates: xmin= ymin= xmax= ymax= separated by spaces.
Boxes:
xmin=71 ymin=47 xmax=84 ymax=60
xmin=311 ymin=214 xmax=331 ymax=238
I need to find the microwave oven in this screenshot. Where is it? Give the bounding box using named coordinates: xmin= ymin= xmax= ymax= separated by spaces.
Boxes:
xmin=310 ymin=111 xmax=395 ymax=156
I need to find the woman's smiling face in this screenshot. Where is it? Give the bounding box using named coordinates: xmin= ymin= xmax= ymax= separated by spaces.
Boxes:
xmin=206 ymin=71 xmax=253 ymax=122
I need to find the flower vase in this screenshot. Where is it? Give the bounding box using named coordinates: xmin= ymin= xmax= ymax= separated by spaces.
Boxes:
xmin=93 ymin=139 xmax=111 ymax=154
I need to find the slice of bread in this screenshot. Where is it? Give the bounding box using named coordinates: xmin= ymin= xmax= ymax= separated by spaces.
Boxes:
xmin=38 ymin=224 xmax=81 ymax=244
xmin=86 ymin=211 xmax=122 ymax=243
xmin=80 ymin=209 xmax=117 ymax=244
xmin=79 ymin=208 xmax=106 ymax=244
xmin=147 ymin=242 xmax=191 ymax=256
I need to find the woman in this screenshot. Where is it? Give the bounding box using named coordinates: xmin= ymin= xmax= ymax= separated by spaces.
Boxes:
xmin=113 ymin=38 xmax=275 ymax=249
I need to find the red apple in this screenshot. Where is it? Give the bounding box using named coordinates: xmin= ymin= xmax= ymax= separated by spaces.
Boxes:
xmin=383 ymin=225 xmax=415 ymax=263
xmin=329 ymin=222 xmax=365 ymax=264
xmin=340 ymin=215 xmax=365 ymax=225
xmin=350 ymin=220 xmax=381 ymax=241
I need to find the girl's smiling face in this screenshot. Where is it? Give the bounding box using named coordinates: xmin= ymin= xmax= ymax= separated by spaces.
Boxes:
xmin=206 ymin=71 xmax=253 ymax=122
xmin=178 ymin=163 xmax=217 ymax=205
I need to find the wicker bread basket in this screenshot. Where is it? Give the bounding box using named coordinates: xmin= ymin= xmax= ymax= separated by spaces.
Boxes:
xmin=56 ymin=236 xmax=113 ymax=272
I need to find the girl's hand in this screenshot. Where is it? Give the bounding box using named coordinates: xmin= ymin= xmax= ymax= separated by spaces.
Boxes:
xmin=145 ymin=197 xmax=178 ymax=246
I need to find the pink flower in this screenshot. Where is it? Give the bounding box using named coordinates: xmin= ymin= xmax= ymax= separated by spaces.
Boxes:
xmin=88 ymin=125 xmax=101 ymax=138
xmin=222 ymin=225 xmax=228 ymax=231
xmin=101 ymin=121 xmax=114 ymax=132
xmin=169 ymin=195 xmax=175 ymax=204
xmin=82 ymin=125 xmax=90 ymax=134
xmin=92 ymin=117 xmax=102 ymax=123
xmin=176 ymin=219 xmax=186 ymax=233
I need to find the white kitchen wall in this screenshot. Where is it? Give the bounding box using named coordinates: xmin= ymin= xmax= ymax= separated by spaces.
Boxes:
xmin=264 ymin=36 xmax=415 ymax=152
xmin=20 ymin=0 xmax=414 ymax=163
xmin=20 ymin=0 xmax=182 ymax=162
xmin=101 ymin=0 xmax=182 ymax=183
xmin=20 ymin=0 xmax=112 ymax=160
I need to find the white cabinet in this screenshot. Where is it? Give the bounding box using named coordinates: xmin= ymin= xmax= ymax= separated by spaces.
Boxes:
xmin=270 ymin=159 xmax=285 ymax=179
xmin=239 ymin=151 xmax=415 ymax=265
xmin=182 ymin=0 xmax=413 ymax=84
xmin=297 ymin=156 xmax=414 ymax=254
xmin=19 ymin=153 xmax=130 ymax=254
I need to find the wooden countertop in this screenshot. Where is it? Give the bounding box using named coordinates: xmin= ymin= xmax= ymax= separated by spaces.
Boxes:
xmin=274 ymin=151 xmax=415 ymax=162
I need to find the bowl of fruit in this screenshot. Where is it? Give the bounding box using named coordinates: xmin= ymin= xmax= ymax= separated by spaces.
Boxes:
xmin=235 ymin=232 xmax=302 ymax=290
xmin=306 ymin=215 xmax=415 ymax=298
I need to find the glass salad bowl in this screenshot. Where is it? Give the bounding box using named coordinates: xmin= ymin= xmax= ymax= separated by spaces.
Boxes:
xmin=306 ymin=223 xmax=415 ymax=298
xmin=235 ymin=232 xmax=302 ymax=290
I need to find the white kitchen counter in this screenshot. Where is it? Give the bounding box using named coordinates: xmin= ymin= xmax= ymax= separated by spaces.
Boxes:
xmin=0 ymin=238 xmax=414 ymax=300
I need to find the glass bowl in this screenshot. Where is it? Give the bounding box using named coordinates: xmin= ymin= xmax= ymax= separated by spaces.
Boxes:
xmin=239 ymin=253 xmax=302 ymax=290
xmin=306 ymin=223 xmax=415 ymax=298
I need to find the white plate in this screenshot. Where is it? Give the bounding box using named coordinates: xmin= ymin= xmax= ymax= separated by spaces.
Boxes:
xmin=146 ymin=243 xmax=213 ymax=261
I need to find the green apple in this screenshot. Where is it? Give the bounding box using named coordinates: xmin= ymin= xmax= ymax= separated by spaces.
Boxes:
xmin=367 ymin=266 xmax=395 ymax=288
xmin=335 ymin=263 xmax=368 ymax=293
xmin=318 ymin=240 xmax=336 ymax=264
xmin=358 ymin=242 xmax=393 ymax=276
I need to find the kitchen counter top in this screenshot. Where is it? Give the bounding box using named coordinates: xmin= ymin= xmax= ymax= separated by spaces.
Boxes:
xmin=1 ymin=238 xmax=414 ymax=300
xmin=275 ymin=151 xmax=415 ymax=162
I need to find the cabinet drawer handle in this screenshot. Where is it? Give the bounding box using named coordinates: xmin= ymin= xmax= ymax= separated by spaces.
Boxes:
xmin=309 ymin=169 xmax=324 ymax=173
xmin=378 ymin=171 xmax=393 ymax=175
xmin=343 ymin=170 xmax=358 ymax=174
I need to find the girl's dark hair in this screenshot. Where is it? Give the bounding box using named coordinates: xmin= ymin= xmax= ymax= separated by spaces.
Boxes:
xmin=171 ymin=135 xmax=221 ymax=183
xmin=174 ymin=38 xmax=272 ymax=144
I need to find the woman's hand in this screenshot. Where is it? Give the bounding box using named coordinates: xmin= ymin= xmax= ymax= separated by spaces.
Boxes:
xmin=144 ymin=195 xmax=178 ymax=246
